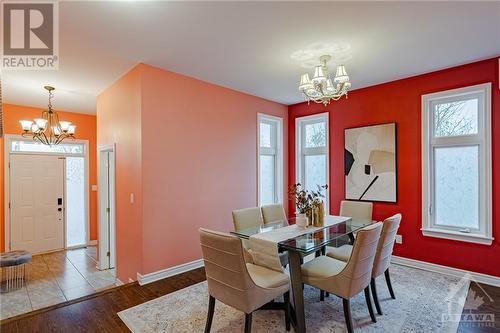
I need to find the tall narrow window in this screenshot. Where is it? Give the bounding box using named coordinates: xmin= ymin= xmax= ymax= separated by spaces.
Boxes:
xmin=422 ymin=83 xmax=492 ymax=245
xmin=296 ymin=113 xmax=329 ymax=211
xmin=258 ymin=114 xmax=283 ymax=206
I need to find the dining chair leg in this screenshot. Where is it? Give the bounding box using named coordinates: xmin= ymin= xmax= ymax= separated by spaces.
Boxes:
xmin=289 ymin=251 xmax=306 ymax=333
xmin=385 ymin=268 xmax=396 ymax=299
xmin=348 ymin=232 xmax=355 ymax=245
xmin=370 ymin=278 xmax=383 ymax=315
xmin=284 ymin=291 xmax=291 ymax=331
xmin=364 ymin=287 xmax=377 ymax=323
xmin=342 ymin=298 xmax=354 ymax=333
xmin=244 ymin=312 xmax=253 ymax=333
xmin=204 ymin=295 xmax=215 ymax=333
xmin=320 ymin=290 xmax=325 ymax=301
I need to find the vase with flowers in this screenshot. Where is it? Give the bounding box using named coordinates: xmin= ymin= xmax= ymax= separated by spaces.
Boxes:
xmin=289 ymin=183 xmax=328 ymax=227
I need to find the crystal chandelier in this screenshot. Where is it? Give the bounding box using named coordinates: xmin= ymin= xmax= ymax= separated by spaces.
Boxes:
xmin=19 ymin=86 xmax=76 ymax=145
xmin=298 ymin=55 xmax=351 ymax=106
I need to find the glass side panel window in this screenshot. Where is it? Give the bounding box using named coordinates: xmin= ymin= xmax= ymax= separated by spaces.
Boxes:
xmin=66 ymin=156 xmax=87 ymax=247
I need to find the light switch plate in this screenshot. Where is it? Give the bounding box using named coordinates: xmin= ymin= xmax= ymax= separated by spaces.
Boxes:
xmin=130 ymin=193 xmax=135 ymax=204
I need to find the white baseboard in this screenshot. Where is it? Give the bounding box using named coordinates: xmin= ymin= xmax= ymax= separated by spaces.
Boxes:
xmin=392 ymin=255 xmax=500 ymax=287
xmin=137 ymin=259 xmax=204 ymax=286
xmin=87 ymin=240 xmax=98 ymax=246
xmin=115 ymin=278 xmax=124 ymax=286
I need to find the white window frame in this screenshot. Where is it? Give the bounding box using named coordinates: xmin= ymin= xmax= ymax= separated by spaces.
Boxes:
xmin=257 ymin=113 xmax=284 ymax=206
xmin=421 ymin=83 xmax=492 ymax=245
xmin=296 ymin=113 xmax=329 ymax=214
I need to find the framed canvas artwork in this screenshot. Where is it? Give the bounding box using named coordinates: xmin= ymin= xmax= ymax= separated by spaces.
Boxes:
xmin=344 ymin=122 xmax=397 ymax=202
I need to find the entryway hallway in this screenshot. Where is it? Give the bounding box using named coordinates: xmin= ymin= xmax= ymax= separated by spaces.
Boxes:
xmin=0 ymin=246 xmax=115 ymax=320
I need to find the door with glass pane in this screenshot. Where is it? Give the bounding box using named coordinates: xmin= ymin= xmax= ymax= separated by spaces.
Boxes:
xmin=10 ymin=154 xmax=65 ymax=253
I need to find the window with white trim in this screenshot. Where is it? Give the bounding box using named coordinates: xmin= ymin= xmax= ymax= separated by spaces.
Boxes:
xmin=258 ymin=114 xmax=283 ymax=206
xmin=296 ymin=113 xmax=329 ymax=211
xmin=421 ymin=83 xmax=492 ymax=245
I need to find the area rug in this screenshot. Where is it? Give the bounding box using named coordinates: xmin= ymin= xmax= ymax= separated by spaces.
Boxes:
xmin=118 ymin=264 xmax=469 ymax=333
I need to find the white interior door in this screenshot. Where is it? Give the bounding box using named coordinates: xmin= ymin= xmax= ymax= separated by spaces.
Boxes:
xmin=10 ymin=154 xmax=65 ymax=254
xmin=108 ymin=151 xmax=116 ymax=269
xmin=98 ymin=149 xmax=116 ymax=270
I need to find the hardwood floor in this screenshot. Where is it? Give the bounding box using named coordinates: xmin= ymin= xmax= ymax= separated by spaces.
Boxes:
xmin=0 ymin=268 xmax=206 ymax=332
xmin=1 ymin=267 xmax=498 ymax=332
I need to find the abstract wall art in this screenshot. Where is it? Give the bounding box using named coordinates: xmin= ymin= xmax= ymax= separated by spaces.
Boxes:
xmin=344 ymin=123 xmax=397 ymax=202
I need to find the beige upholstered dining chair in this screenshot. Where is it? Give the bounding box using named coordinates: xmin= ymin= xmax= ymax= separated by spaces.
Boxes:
xmin=261 ymin=204 xmax=287 ymax=224
xmin=199 ymin=228 xmax=291 ymax=333
xmin=232 ymin=207 xmax=288 ymax=267
xmin=327 ymin=214 xmax=402 ymax=315
xmin=340 ymin=200 xmax=373 ymax=220
xmin=301 ymin=222 xmax=383 ymax=333
xmin=232 ymin=207 xmax=264 ymax=230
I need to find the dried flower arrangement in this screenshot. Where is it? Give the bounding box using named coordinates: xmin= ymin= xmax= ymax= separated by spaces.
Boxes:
xmin=289 ymin=183 xmax=328 ymax=215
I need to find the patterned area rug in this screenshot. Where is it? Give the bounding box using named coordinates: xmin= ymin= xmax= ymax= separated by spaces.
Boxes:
xmin=118 ymin=264 xmax=469 ymax=333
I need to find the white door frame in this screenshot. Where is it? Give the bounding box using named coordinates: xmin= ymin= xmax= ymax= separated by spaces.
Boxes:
xmin=97 ymin=143 xmax=116 ymax=270
xmin=3 ymin=134 xmax=90 ymax=252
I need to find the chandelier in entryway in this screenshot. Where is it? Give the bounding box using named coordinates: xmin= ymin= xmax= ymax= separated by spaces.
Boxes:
xmin=19 ymin=86 xmax=76 ymax=146
xmin=298 ymin=55 xmax=351 ymax=106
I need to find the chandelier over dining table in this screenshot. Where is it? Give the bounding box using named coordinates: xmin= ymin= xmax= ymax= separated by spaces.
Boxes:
xmin=19 ymin=86 xmax=76 ymax=146
xmin=298 ymin=55 xmax=351 ymax=106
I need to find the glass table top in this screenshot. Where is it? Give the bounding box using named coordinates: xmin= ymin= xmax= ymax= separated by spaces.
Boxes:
xmin=230 ymin=216 xmax=373 ymax=254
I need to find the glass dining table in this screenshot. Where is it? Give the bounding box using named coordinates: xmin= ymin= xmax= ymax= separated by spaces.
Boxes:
xmin=231 ymin=216 xmax=373 ymax=333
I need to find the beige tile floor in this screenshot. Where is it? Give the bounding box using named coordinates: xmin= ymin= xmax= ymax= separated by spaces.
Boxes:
xmin=0 ymin=246 xmax=116 ymax=320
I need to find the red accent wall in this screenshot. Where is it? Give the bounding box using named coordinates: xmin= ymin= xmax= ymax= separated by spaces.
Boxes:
xmin=288 ymin=58 xmax=500 ymax=277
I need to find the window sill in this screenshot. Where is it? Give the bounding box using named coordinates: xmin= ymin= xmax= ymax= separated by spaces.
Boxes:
xmin=421 ymin=228 xmax=493 ymax=245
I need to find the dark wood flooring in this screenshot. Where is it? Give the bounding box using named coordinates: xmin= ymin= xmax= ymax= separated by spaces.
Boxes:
xmin=0 ymin=268 xmax=206 ymax=333
xmin=1 ymin=267 xmax=499 ymax=332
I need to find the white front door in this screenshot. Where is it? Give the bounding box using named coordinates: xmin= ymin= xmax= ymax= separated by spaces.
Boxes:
xmin=10 ymin=154 xmax=65 ymax=254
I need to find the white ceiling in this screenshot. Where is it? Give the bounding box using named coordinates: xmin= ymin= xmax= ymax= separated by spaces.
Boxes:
xmin=3 ymin=1 xmax=500 ymax=114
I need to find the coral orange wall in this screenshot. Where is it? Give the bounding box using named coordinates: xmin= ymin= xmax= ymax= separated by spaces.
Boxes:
xmin=0 ymin=137 xmax=3 ymax=251
xmin=140 ymin=64 xmax=288 ymax=275
xmin=1 ymin=104 xmax=98 ymax=252
xmin=288 ymin=58 xmax=500 ymax=277
xmin=97 ymin=66 xmax=143 ymax=282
